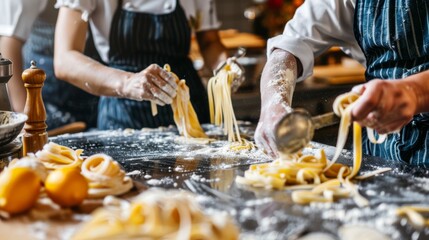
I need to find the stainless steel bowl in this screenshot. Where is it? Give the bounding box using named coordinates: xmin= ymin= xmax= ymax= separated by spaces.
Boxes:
xmin=0 ymin=111 xmax=28 ymax=146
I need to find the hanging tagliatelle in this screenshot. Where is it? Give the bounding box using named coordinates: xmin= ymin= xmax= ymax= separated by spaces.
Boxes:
xmin=236 ymin=92 xmax=390 ymax=206
xmin=71 ymin=188 xmax=239 ymax=240
xmin=169 ymin=65 xmax=207 ymax=139
xmin=151 ymin=64 xmax=206 ymax=139
xmin=207 ymin=66 xmax=242 ymax=143
xmin=35 ymin=142 xmax=84 ymax=170
xmin=81 ymin=154 xmax=133 ymax=198
xmin=328 ymin=92 xmax=387 ymax=170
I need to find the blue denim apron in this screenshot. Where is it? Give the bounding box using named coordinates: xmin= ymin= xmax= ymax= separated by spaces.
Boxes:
xmin=354 ymin=0 xmax=429 ymax=166
xmin=23 ymin=19 xmax=99 ymax=130
xmin=97 ymin=0 xmax=209 ymax=129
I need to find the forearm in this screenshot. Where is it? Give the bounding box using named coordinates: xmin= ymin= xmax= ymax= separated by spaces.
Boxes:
xmin=0 ymin=36 xmax=26 ymax=112
xmin=260 ymin=49 xmax=301 ymax=113
xmin=54 ymin=7 xmax=130 ymax=97
xmin=255 ymin=48 xmax=302 ymax=157
xmin=404 ymin=70 xmax=429 ymax=113
xmin=54 ymin=50 xmax=129 ymax=97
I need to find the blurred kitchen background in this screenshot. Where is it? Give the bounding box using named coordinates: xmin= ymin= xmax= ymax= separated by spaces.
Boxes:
xmin=195 ymin=0 xmax=365 ymax=146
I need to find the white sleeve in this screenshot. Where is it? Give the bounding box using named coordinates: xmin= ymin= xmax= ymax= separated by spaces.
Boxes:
xmin=197 ymin=0 xmax=221 ymax=31
xmin=0 ymin=0 xmax=48 ymax=40
xmin=184 ymin=0 xmax=221 ymax=31
xmin=268 ymin=0 xmax=358 ymax=81
xmin=55 ymin=0 xmax=97 ymax=22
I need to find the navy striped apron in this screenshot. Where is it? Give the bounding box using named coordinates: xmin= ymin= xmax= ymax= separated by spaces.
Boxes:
xmin=354 ymin=0 xmax=429 ymax=166
xmin=24 ymin=19 xmax=99 ymax=130
xmin=97 ymin=0 xmax=210 ymax=129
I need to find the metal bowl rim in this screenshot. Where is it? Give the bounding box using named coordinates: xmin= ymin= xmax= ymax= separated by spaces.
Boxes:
xmin=0 ymin=111 xmax=28 ymax=130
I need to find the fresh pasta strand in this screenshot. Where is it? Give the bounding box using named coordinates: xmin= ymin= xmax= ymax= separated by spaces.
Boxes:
xmin=208 ymin=67 xmax=241 ymax=143
xmin=327 ymin=92 xmax=387 ymax=172
xmin=235 ymin=149 xmax=377 ymax=206
xmin=71 ymin=189 xmax=239 ymax=240
xmin=328 ymin=92 xmax=360 ymax=170
xmin=229 ymin=139 xmax=255 ymax=151
xmin=163 ymin=64 xmax=207 ymax=139
xmin=366 ymin=127 xmax=387 ymax=144
xmin=35 ymin=142 xmax=84 ymax=170
xmin=150 ymin=101 xmax=158 ymax=116
xmin=396 ymin=206 xmax=429 ymax=228
xmin=81 ymin=154 xmax=133 ymax=198
xmin=208 ymin=66 xmax=255 ymax=151
xmin=354 ymin=167 xmax=392 ymax=180
xmin=329 ymin=92 xmax=388 ymax=169
xmin=236 ymin=149 xmax=363 ymax=205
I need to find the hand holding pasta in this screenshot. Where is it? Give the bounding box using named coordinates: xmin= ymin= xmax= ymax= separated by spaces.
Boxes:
xmin=351 ymin=79 xmax=418 ymax=134
xmin=121 ymin=64 xmax=177 ymax=105
xmin=214 ymin=49 xmax=245 ymax=92
xmin=163 ymin=64 xmax=207 ymax=138
xmin=226 ymin=58 xmax=245 ymax=92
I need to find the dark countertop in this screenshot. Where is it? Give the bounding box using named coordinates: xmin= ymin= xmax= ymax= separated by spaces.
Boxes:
xmin=48 ymin=126 xmax=429 ymax=240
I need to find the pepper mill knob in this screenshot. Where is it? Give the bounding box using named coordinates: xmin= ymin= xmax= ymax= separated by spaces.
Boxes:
xmin=22 ymin=60 xmax=48 ymax=155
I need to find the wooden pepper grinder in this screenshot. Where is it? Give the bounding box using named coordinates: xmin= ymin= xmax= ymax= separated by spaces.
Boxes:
xmin=22 ymin=61 xmax=48 ymax=155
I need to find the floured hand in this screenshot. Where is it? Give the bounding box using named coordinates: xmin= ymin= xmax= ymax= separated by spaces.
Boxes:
xmin=227 ymin=57 xmax=245 ymax=92
xmin=351 ymin=79 xmax=417 ymax=134
xmin=255 ymin=49 xmax=299 ymax=158
xmin=214 ymin=52 xmax=246 ymax=92
xmin=121 ymin=64 xmax=178 ymax=105
xmin=255 ymin=103 xmax=290 ymax=158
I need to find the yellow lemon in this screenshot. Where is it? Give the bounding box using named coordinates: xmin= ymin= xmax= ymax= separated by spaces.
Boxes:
xmin=0 ymin=167 xmax=41 ymax=214
xmin=45 ymin=167 xmax=88 ymax=207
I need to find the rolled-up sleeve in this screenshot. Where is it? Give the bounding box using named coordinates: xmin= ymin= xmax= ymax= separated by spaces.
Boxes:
xmin=268 ymin=0 xmax=358 ymax=81
xmin=55 ymin=0 xmax=97 ymax=22
xmin=0 ymin=0 xmax=47 ymax=40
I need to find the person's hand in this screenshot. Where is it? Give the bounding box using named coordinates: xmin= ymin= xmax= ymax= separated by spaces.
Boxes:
xmin=214 ymin=57 xmax=245 ymax=92
xmin=255 ymin=103 xmax=290 ymax=158
xmin=121 ymin=64 xmax=178 ymax=105
xmin=227 ymin=57 xmax=245 ymax=92
xmin=351 ymin=79 xmax=418 ymax=134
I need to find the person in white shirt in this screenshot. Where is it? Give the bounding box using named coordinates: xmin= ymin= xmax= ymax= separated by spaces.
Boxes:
xmin=54 ymin=0 xmax=239 ymax=130
xmin=0 ymin=0 xmax=45 ymax=112
xmin=255 ymin=0 xmax=429 ymax=166
xmin=0 ymin=0 xmax=99 ymax=130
